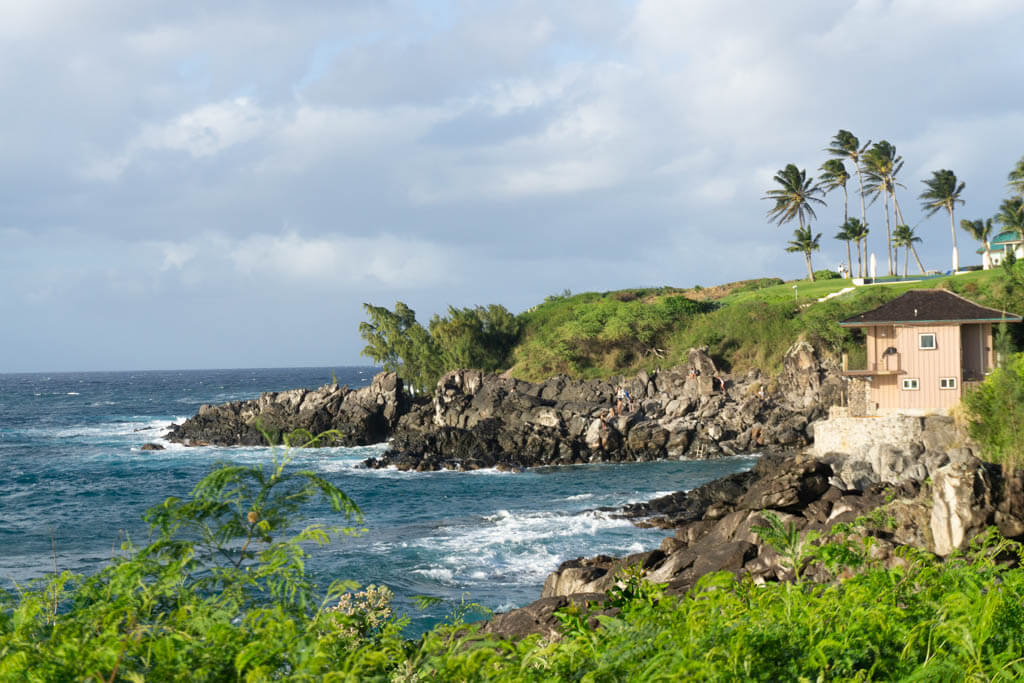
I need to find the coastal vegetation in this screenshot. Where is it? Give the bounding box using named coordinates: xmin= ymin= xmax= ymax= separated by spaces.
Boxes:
xmin=5 ymin=442 xmax=1024 ymax=679
xmin=361 ymin=266 xmax=1022 ymax=386
xmin=359 ymin=302 xmax=521 ymax=393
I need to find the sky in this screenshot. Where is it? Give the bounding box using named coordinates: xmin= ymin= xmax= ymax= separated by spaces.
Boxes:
xmin=2 ymin=0 xmax=1023 ymax=372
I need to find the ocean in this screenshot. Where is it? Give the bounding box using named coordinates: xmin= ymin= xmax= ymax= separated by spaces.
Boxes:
xmin=0 ymin=366 xmax=757 ymax=634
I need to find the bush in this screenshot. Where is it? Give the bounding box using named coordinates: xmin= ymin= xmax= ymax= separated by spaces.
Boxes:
xmin=813 ymin=269 xmax=841 ymax=280
xmin=964 ymin=349 xmax=1024 ymax=470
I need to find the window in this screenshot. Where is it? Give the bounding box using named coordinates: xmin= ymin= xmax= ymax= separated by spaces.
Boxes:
xmin=919 ymin=333 xmax=936 ymax=350
xmin=940 ymin=377 xmax=957 ymax=389
xmin=902 ymin=378 xmax=919 ymax=390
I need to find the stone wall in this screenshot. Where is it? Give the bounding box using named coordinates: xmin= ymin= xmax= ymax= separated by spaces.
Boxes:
xmin=847 ymin=378 xmax=870 ymax=417
xmin=813 ymin=412 xmax=924 ymax=457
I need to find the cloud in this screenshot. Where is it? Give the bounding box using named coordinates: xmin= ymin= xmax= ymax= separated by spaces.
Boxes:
xmin=4 ymin=1 xmax=1024 ymax=370
xmin=226 ymin=230 xmax=454 ymax=288
xmin=84 ymin=97 xmax=269 ymax=180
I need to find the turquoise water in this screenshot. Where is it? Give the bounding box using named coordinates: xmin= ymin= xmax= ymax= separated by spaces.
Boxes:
xmin=0 ymin=367 xmax=757 ymax=633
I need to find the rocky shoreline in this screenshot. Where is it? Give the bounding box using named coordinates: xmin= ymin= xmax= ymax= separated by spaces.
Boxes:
xmin=161 ymin=345 xmax=1021 ymax=643
xmin=165 ymin=341 xmax=841 ymax=470
xmin=484 ymin=423 xmax=1024 ymax=639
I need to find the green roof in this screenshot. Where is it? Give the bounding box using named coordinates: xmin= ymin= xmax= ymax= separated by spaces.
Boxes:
xmin=992 ymin=230 xmax=1023 ymax=246
xmin=977 ymin=230 xmax=1023 ymax=254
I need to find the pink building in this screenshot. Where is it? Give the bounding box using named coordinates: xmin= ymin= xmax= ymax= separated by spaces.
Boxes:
xmin=840 ymin=289 xmax=1021 ymax=415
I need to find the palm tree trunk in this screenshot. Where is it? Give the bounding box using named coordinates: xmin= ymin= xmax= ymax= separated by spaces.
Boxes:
xmin=805 ymin=252 xmax=815 ymax=281
xmin=911 ymin=244 xmax=925 ymax=274
xmin=855 ymin=166 xmax=867 ymax=225
xmin=855 ymin=166 xmax=868 ymax=277
xmin=893 ymin=195 xmax=907 ymax=226
xmin=857 ymin=238 xmax=864 ymax=278
xmin=893 ymin=195 xmax=908 ymax=275
xmin=842 ymin=186 xmax=849 ymax=224
xmin=883 ymin=193 xmax=893 ymax=276
xmin=948 ymin=208 xmax=960 ymax=272
xmin=904 ymin=245 xmax=909 ymax=277
xmin=846 ymin=240 xmax=853 ymax=279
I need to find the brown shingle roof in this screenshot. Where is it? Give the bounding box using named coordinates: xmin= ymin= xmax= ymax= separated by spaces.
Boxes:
xmin=839 ymin=289 xmax=1022 ymax=326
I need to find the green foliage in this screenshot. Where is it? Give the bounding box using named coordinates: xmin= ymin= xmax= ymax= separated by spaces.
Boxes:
xmin=763 ymin=164 xmax=826 ymax=229
xmin=0 ymin=441 xmax=395 ymax=681
xmin=512 ymin=291 xmax=716 ymax=378
xmin=965 ymin=351 xmax=1024 ymax=470
xmin=429 ymin=304 xmax=521 ymax=375
xmin=813 ymin=269 xmax=840 ymax=280
xmin=361 ymin=271 xmax=1016 ymax=384
xmin=360 ymin=301 xmax=522 ymax=392
xmin=359 ymin=301 xmax=441 ymax=393
xmin=401 ymin=531 xmax=1024 ymax=681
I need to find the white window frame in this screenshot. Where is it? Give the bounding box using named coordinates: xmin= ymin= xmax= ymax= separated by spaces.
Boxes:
xmin=919 ymin=333 xmax=936 ymax=350
xmin=939 ymin=377 xmax=957 ymax=390
xmin=902 ymin=378 xmax=920 ymax=391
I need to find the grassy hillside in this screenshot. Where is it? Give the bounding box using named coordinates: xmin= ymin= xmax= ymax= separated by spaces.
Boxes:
xmin=508 ymin=269 xmax=1022 ymax=381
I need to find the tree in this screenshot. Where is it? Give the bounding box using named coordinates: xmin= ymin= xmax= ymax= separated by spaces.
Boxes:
xmin=961 ymin=217 xmax=994 ymax=268
xmin=763 ymin=164 xmax=826 ymax=232
xmin=892 ymin=224 xmax=925 ymax=276
xmin=843 ymin=218 xmax=870 ymax=278
xmin=1008 ymin=155 xmax=1024 ymax=198
xmin=428 ymin=304 xmax=521 ymax=373
xmin=862 ymin=141 xmax=906 ymax=276
xmin=360 ymin=301 xmax=521 ymax=393
xmin=995 ymin=197 xmax=1024 ymax=233
xmin=819 ymin=159 xmax=850 ymax=223
xmin=825 ymin=130 xmax=871 ymax=231
xmin=786 ymin=226 xmax=822 ymax=281
xmin=833 ymin=221 xmax=856 ymax=278
xmin=359 ymin=302 xmax=441 ymax=393
xmin=920 ymin=169 xmax=966 ymax=272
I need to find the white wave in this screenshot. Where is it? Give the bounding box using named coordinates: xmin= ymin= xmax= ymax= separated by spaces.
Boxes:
xmin=564 ymin=493 xmax=593 ymax=501
xmin=411 ymin=507 xmax=640 ymax=586
xmin=66 ymin=392 xmax=80 ymax=396
xmin=53 ymin=418 xmax=180 ymax=439
xmin=413 ymin=566 xmax=455 ymax=584
xmin=623 ymin=489 xmax=680 ymax=505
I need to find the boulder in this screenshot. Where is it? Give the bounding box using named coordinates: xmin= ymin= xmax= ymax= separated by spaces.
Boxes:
xmin=165 ymin=372 xmax=411 ymax=447
xmin=930 ymin=449 xmax=996 ymax=556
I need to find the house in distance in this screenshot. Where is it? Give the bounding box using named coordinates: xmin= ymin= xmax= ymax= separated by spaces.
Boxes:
xmin=839 ymin=289 xmax=1021 ymax=415
xmin=980 ymin=229 xmax=1024 ymax=269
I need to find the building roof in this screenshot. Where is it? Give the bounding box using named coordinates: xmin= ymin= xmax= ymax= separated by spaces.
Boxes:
xmin=839 ymin=289 xmax=1022 ymax=327
xmin=992 ymin=230 xmax=1023 ymax=246
xmin=976 ymin=231 xmax=1023 ymax=253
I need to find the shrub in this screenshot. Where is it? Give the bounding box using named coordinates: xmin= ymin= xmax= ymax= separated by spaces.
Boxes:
xmin=964 ymin=350 xmax=1024 ymax=471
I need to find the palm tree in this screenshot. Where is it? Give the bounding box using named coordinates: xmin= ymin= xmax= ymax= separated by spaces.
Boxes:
xmin=961 ymin=217 xmax=994 ymax=268
xmin=996 ymin=197 xmax=1024 ymax=233
xmin=893 ymin=224 xmax=925 ymax=276
xmin=1008 ymin=155 xmax=1024 ymax=198
xmin=763 ymin=164 xmax=826 ymax=233
xmin=863 ymin=141 xmax=906 ymax=276
xmin=820 ymin=159 xmax=850 ymax=223
xmin=843 ymin=217 xmax=870 ymax=277
xmin=920 ymin=169 xmax=966 ymax=272
xmin=825 ymin=130 xmax=871 ymax=228
xmin=834 ymin=221 xmax=856 ymax=278
xmin=786 ymin=226 xmax=822 ymax=281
